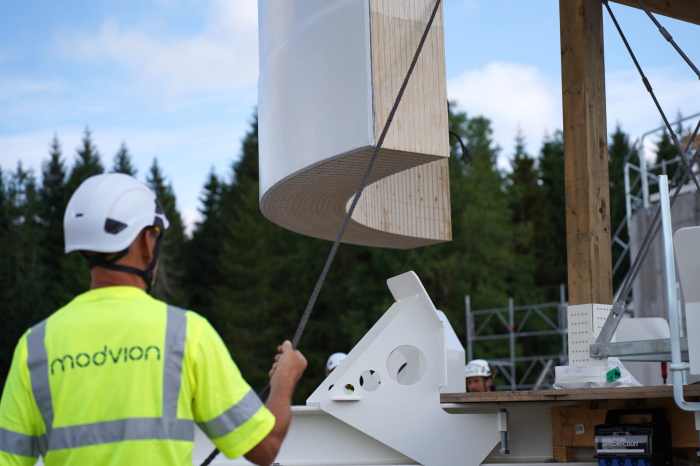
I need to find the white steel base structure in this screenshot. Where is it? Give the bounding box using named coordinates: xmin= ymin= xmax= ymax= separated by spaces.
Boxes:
xmin=191 ymin=272 xmax=567 ymax=466
xmin=193 ymin=405 xmax=565 ymax=466
xmin=189 ymin=258 xmax=700 ymax=465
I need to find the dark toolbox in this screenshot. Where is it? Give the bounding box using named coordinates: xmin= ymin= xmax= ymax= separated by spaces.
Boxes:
xmin=595 ymin=409 xmax=672 ymax=466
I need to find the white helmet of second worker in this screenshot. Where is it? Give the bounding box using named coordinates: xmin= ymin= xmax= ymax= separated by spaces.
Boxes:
xmin=64 ymin=173 xmax=169 ymax=254
xmin=326 ymin=352 xmax=347 ymax=375
xmin=465 ymin=359 xmax=492 ymax=379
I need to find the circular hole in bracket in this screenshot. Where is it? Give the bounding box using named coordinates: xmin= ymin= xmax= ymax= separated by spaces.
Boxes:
xmin=359 ymin=369 xmax=381 ymax=391
xmin=386 ymin=345 xmax=426 ymax=385
xmin=344 ymin=383 xmax=355 ymax=395
xmin=328 ymin=384 xmax=334 ymax=391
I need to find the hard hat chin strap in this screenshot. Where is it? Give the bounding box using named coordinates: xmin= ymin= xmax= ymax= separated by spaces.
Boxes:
xmin=85 ymin=232 xmax=164 ymax=293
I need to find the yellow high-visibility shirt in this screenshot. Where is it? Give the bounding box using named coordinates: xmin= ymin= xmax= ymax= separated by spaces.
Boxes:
xmin=0 ymin=286 xmax=275 ymax=466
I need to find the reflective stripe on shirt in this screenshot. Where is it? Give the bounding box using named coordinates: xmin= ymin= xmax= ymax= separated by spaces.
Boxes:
xmin=0 ymin=427 xmax=46 ymax=457
xmin=27 ymin=320 xmax=52 ymax=433
xmin=48 ymin=418 xmax=194 ymax=450
xmin=25 ymin=305 xmax=191 ymax=453
xmin=197 ymin=389 xmax=264 ymax=438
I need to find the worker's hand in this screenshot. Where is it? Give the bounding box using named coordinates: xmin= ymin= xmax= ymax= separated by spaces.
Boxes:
xmin=269 ymin=340 xmax=307 ymax=394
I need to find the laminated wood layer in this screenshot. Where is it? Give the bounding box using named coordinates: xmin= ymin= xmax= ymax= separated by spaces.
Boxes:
xmin=260 ymin=147 xmax=448 ymax=249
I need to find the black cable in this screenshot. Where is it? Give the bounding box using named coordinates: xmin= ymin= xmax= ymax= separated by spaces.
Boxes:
xmin=200 ymin=1 xmax=443 ymax=464
xmin=449 ymin=130 xmax=470 ymax=163
xmin=601 ymin=0 xmax=700 ymax=320
xmin=612 ymin=130 xmax=700 ymax=315
xmin=291 ymin=0 xmax=442 ymax=348
xmin=637 ymin=0 xmax=700 ymax=80
xmin=602 ymin=0 xmax=700 ymax=194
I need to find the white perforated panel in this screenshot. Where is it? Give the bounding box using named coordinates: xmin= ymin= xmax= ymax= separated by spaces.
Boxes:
xmin=567 ymin=303 xmax=612 ymax=368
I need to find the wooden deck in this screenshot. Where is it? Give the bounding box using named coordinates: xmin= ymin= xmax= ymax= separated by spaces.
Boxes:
xmin=442 ymin=385 xmax=700 ymax=461
xmin=441 ymin=384 xmax=700 ymax=404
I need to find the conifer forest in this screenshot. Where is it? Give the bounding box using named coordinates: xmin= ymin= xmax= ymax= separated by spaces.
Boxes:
xmin=0 ymin=103 xmax=687 ymax=399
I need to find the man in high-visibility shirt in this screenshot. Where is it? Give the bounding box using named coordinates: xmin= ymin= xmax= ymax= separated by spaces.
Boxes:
xmin=0 ymin=173 xmax=307 ymax=466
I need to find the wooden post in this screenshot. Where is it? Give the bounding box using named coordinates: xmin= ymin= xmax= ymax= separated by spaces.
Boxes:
xmin=559 ymin=0 xmax=613 ymax=306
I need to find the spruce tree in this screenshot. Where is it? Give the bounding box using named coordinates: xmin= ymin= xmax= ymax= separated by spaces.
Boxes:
xmin=0 ymin=168 xmax=11 ymax=385
xmin=459 ymin=115 xmax=514 ymax=305
xmin=608 ymin=125 xmax=636 ymax=286
xmin=507 ymin=132 xmax=542 ymax=303
xmin=146 ymin=159 xmax=187 ymax=306
xmin=186 ymin=170 xmax=224 ymax=317
xmin=2 ymin=165 xmax=49 ymax=383
xmin=654 ymin=129 xmax=680 ymax=180
xmin=40 ymin=136 xmax=71 ymax=308
xmin=67 ymin=128 xmax=104 ymax=192
xmin=112 ymin=142 xmax=137 ymax=176
xmin=64 ymin=128 xmax=104 ymax=296
xmin=0 ymin=168 xmax=7 ymax=239
xmin=535 ymin=131 xmax=567 ymax=299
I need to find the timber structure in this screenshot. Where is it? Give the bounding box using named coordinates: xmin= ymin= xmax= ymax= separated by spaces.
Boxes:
xmin=443 ymin=386 xmax=700 ymax=461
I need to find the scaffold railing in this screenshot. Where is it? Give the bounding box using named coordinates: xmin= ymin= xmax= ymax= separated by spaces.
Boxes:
xmin=465 ymin=286 xmax=567 ymax=391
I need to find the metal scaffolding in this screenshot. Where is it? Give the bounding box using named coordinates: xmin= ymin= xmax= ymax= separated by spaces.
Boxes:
xmin=612 ymin=112 xmax=700 ymax=297
xmin=465 ymin=285 xmax=567 ymax=391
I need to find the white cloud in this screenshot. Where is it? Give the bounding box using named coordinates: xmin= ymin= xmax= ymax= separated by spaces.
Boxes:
xmin=2 ymin=0 xmax=260 ymax=233
xmin=606 ymin=68 xmax=700 ymax=161
xmin=58 ymin=0 xmax=259 ymax=98
xmin=448 ymin=61 xmax=699 ymax=168
xmin=448 ymin=61 xmax=561 ymax=167
xmin=181 ymin=207 xmax=202 ymax=236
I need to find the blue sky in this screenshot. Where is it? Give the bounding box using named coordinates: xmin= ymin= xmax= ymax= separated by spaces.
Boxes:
xmin=1 ymin=0 xmax=698 ymax=229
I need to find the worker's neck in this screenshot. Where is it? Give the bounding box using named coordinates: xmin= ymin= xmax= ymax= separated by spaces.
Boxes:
xmin=90 ymin=268 xmax=146 ymax=290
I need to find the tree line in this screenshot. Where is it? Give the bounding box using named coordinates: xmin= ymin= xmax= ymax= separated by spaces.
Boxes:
xmin=0 ymin=104 xmax=686 ymax=397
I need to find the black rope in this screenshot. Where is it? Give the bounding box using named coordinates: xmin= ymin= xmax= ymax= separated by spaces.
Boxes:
xmin=602 ymin=0 xmax=700 ymax=193
xmin=200 ymin=1 xmax=442 ymax=464
xmin=291 ymin=0 xmax=442 ymax=348
xmin=601 ymin=0 xmax=700 ymax=321
xmin=637 ymin=0 xmax=700 ymax=80
xmin=612 ymin=127 xmax=700 ymax=315
xmin=449 ymin=130 xmax=471 ymax=163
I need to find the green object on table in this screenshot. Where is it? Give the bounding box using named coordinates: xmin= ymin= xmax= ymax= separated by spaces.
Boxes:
xmin=606 ymin=367 xmax=622 ymax=383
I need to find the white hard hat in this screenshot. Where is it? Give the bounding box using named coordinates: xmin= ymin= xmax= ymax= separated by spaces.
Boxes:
xmin=64 ymin=173 xmax=169 ymax=254
xmin=465 ymin=359 xmax=491 ymax=378
xmin=326 ymin=352 xmax=347 ymax=374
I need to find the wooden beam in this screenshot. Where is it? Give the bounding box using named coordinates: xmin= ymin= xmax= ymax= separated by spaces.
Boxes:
xmin=610 ymin=0 xmax=700 ymax=26
xmin=560 ymin=0 xmax=613 ymax=306
xmin=440 ymin=384 xmax=700 ymax=403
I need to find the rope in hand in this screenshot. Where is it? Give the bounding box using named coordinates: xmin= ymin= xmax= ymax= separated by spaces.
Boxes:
xmin=601 ymin=0 xmax=700 ymax=323
xmin=200 ymin=1 xmax=443 ymax=464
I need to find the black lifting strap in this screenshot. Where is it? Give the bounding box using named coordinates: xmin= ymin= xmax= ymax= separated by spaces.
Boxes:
xmin=86 ymin=229 xmax=164 ymax=292
xmin=200 ymin=0 xmax=443 ymax=465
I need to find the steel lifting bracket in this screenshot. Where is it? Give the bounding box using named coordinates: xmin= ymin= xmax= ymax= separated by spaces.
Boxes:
xmin=306 ymin=271 xmax=501 ymax=466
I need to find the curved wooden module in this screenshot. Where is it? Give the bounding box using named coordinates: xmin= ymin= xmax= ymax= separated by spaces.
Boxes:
xmin=258 ymin=0 xmax=452 ymax=249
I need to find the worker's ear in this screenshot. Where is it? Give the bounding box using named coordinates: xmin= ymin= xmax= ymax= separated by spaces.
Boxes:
xmin=138 ymin=228 xmax=159 ymax=266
